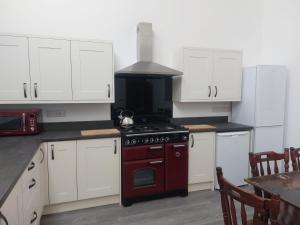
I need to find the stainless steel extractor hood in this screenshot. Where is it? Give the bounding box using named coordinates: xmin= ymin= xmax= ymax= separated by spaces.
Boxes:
xmin=115 ymin=22 xmax=183 ymax=78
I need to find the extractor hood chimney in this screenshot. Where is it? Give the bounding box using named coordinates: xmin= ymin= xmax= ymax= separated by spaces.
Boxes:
xmin=115 ymin=22 xmax=183 ymax=78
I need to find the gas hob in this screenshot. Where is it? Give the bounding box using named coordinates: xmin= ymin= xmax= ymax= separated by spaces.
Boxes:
xmin=119 ymin=123 xmax=189 ymax=146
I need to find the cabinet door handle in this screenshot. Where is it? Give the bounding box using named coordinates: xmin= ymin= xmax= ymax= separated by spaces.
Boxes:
xmin=114 ymin=140 xmax=117 ymax=154
xmin=108 ymin=84 xmax=111 ymax=98
xmin=29 ymin=179 xmax=36 ymax=189
xmin=208 ymin=86 xmax=211 ymax=97
xmin=214 ymin=86 xmax=218 ymax=97
xmin=40 ymin=148 xmax=44 ymax=163
xmin=30 ymin=211 xmax=38 ymax=224
xmin=23 ymin=83 xmax=28 ymax=98
xmin=0 ymin=212 xmax=8 ymax=225
xmin=191 ymin=134 xmax=194 ymax=148
xmin=51 ymin=144 xmax=55 ymax=160
xmin=28 ymin=162 xmax=35 ymax=171
xmin=34 ymin=83 xmax=38 ymax=98
xmin=149 ymin=160 xmax=163 ymax=165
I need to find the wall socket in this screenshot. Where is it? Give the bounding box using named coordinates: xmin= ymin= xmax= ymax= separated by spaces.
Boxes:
xmin=46 ymin=109 xmax=66 ymax=118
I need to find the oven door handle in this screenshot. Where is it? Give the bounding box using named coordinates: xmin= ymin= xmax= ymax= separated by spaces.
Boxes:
xmin=149 ymin=146 xmax=163 ymax=150
xmin=149 ymin=160 xmax=163 ymax=165
xmin=173 ymin=144 xmax=186 ymax=148
xmin=22 ymin=113 xmax=26 ymax=132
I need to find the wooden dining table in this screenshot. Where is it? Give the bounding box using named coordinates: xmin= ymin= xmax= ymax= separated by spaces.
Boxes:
xmin=245 ymin=171 xmax=300 ymax=225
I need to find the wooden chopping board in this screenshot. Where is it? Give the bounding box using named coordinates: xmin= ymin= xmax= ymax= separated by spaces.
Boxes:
xmin=81 ymin=129 xmax=120 ymax=137
xmin=183 ymin=124 xmax=216 ymax=131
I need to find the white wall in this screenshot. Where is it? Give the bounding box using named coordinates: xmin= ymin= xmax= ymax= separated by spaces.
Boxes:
xmin=260 ymin=0 xmax=300 ymax=147
xmin=0 ymin=0 xmax=264 ymax=122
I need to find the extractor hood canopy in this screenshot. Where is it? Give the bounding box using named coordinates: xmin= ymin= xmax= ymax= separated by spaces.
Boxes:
xmin=115 ymin=22 xmax=183 ymax=78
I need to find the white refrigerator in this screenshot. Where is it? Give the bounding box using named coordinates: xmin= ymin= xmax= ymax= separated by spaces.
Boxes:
xmin=232 ymin=65 xmax=287 ymax=154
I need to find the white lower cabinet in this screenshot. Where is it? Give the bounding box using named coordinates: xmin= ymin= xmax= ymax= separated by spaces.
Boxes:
xmin=47 ymin=141 xmax=77 ymax=204
xmin=0 ymin=180 xmax=23 ymax=225
xmin=188 ymin=132 xmax=215 ymax=185
xmin=77 ymin=138 xmax=120 ymax=200
xmin=39 ymin=143 xmax=49 ymax=207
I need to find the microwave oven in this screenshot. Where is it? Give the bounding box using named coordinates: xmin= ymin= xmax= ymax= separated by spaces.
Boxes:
xmin=0 ymin=109 xmax=41 ymax=136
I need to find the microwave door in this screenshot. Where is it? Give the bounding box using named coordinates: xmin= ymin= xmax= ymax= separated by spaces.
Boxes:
xmin=0 ymin=116 xmax=23 ymax=131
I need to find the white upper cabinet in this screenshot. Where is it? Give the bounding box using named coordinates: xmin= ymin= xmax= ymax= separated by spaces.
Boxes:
xmin=47 ymin=141 xmax=77 ymax=204
xmin=77 ymin=138 xmax=120 ymax=200
xmin=71 ymin=41 xmax=114 ymax=102
xmin=212 ymin=50 xmax=242 ymax=101
xmin=0 ymin=36 xmax=31 ymax=101
xmin=29 ymin=38 xmax=72 ymax=101
xmin=173 ymin=48 xmax=242 ymax=102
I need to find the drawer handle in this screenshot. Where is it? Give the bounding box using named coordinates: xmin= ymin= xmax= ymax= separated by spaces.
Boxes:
xmin=149 ymin=146 xmax=163 ymax=150
xmin=173 ymin=144 xmax=186 ymax=148
xmin=0 ymin=212 xmax=8 ymax=225
xmin=149 ymin=160 xmax=163 ymax=165
xmin=28 ymin=162 xmax=35 ymax=171
xmin=29 ymin=179 xmax=36 ymax=189
xmin=30 ymin=211 xmax=37 ymax=224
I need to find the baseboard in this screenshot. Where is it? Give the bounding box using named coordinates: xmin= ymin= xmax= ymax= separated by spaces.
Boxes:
xmin=43 ymin=195 xmax=120 ymax=215
xmin=188 ymin=182 xmax=213 ymax=192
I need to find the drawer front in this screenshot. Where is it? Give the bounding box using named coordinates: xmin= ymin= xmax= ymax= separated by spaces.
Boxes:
xmin=23 ymin=203 xmax=39 ymax=225
xmin=123 ymin=144 xmax=164 ymax=161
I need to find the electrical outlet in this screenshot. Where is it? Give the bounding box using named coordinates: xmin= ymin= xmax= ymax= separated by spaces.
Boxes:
xmin=46 ymin=109 xmax=66 ymax=118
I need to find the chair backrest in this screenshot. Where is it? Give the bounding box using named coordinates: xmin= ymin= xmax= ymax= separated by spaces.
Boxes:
xmin=290 ymin=147 xmax=300 ymax=171
xmin=216 ymin=167 xmax=281 ymax=225
xmin=249 ymin=150 xmax=289 ymax=177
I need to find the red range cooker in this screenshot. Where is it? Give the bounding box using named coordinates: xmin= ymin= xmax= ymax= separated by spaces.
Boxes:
xmin=121 ymin=123 xmax=189 ymax=206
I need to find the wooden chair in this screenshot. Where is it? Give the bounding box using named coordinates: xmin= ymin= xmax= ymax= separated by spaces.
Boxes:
xmin=216 ymin=167 xmax=281 ymax=225
xmin=249 ymin=150 xmax=289 ymax=198
xmin=249 ymin=150 xmax=289 ymax=177
xmin=290 ymin=147 xmax=300 ymax=171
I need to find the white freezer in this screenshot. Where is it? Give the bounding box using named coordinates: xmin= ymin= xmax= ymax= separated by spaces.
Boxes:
xmin=215 ymin=131 xmax=251 ymax=189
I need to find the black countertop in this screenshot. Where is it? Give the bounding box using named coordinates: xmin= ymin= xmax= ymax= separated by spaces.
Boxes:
xmin=0 ymin=121 xmax=120 ymax=208
xmin=171 ymin=116 xmax=253 ymax=133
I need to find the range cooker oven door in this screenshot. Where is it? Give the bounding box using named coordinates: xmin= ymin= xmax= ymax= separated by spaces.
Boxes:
xmin=122 ymin=158 xmax=165 ymax=199
xmin=165 ymin=142 xmax=188 ymax=192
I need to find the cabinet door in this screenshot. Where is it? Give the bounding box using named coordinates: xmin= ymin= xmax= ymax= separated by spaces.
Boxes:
xmin=212 ymin=50 xmax=242 ymax=101
xmin=71 ymin=41 xmax=113 ymax=102
xmin=77 ymin=138 xmax=120 ymax=200
xmin=48 ymin=141 xmax=77 ymax=204
xmin=255 ymin=66 xmax=287 ymax=127
xmin=0 ymin=36 xmax=31 ymax=101
xmin=181 ymin=48 xmax=213 ymax=101
xmin=29 ymin=38 xmax=72 ymax=101
xmin=188 ymin=132 xmax=215 ymax=184
xmin=0 ymin=181 xmax=23 ymax=225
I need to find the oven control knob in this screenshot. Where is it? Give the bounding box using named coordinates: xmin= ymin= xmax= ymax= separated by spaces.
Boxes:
xmin=144 ymin=138 xmax=149 ymax=144
xmin=182 ymin=135 xmax=188 ymax=141
xmin=155 ymin=137 xmax=160 ymax=143
xmin=165 ymin=137 xmax=170 ymax=143
xmin=125 ymin=139 xmax=130 ymax=145
xmin=131 ymin=139 xmax=137 ymax=145
xmin=160 ymin=137 xmax=165 ymax=143
xmin=150 ymin=138 xmax=154 ymax=143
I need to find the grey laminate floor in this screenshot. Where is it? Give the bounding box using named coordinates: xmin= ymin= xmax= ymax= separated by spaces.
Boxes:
xmin=41 ymin=190 xmax=224 ymax=225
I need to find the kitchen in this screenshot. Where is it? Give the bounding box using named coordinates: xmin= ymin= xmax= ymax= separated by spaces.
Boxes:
xmin=0 ymin=1 xmax=299 ymax=225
